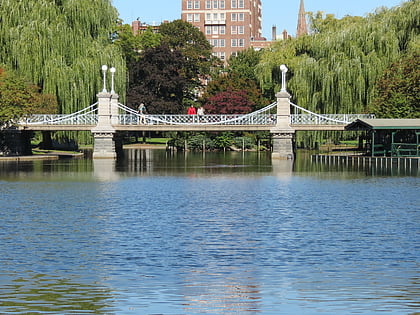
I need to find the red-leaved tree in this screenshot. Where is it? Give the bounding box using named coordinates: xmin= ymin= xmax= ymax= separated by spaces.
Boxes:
xmin=203 ymin=89 xmax=254 ymax=114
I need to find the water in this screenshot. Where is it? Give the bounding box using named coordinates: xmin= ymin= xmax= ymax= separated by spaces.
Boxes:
xmin=0 ymin=150 xmax=419 ymax=314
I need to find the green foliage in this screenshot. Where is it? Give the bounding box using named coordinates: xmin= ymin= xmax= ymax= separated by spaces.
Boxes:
xmin=214 ymin=132 xmax=234 ymax=149
xmin=228 ymin=48 xmax=262 ymax=82
xmin=234 ymin=136 xmax=255 ymax=150
xmin=369 ymin=51 xmax=420 ymax=118
xmin=256 ymin=0 xmax=419 ymax=147
xmin=126 ymin=20 xmax=215 ymax=114
xmin=257 ymin=0 xmax=419 ymax=113
xmin=0 ymin=0 xmax=126 ymax=114
xmin=0 ymin=68 xmax=58 ymax=126
xmin=159 ymin=20 xmax=213 ymax=78
xmin=113 ymin=24 xmax=143 ymax=64
xmin=138 ymin=27 xmax=162 ymax=50
xmin=187 ymin=134 xmax=216 ymax=151
xmin=308 ymin=12 xmax=364 ymax=34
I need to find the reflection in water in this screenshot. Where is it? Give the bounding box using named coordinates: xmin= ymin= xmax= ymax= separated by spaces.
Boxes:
xmin=93 ymin=159 xmax=118 ymax=181
xmin=0 ymin=274 xmax=114 ymax=313
xmin=0 ymin=149 xmax=419 ymax=314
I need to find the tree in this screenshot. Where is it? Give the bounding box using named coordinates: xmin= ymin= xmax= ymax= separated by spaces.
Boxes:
xmin=203 ymin=89 xmax=254 ymax=114
xmin=256 ymin=0 xmax=419 ymax=115
xmin=255 ymin=0 xmax=419 ymax=148
xmin=228 ymin=48 xmax=262 ymax=82
xmin=127 ymin=45 xmax=188 ymax=114
xmin=159 ymin=19 xmax=214 ymax=90
xmin=200 ymin=73 xmax=266 ymax=113
xmin=370 ymin=52 xmax=420 ymax=118
xmin=0 ymin=0 xmax=126 ymax=114
xmin=113 ymin=24 xmax=143 ymax=65
xmin=307 ymin=12 xmax=364 ymax=34
xmin=127 ymin=20 xmax=215 ymax=113
xmin=0 ymin=68 xmax=57 ymax=127
xmin=138 ymin=27 xmax=162 ymax=50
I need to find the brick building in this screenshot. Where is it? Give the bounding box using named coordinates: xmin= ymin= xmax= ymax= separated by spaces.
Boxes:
xmin=131 ymin=20 xmax=168 ymax=35
xmin=181 ymin=0 xmax=264 ymax=61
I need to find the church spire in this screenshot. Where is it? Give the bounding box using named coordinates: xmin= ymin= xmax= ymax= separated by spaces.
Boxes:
xmin=296 ymin=0 xmax=308 ymax=37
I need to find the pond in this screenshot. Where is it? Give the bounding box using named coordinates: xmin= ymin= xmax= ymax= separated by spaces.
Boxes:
xmin=0 ymin=150 xmax=419 ymax=314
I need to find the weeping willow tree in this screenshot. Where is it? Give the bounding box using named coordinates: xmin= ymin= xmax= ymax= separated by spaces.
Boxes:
xmin=256 ymin=0 xmax=419 ymax=148
xmin=0 ymin=0 xmax=126 ymax=143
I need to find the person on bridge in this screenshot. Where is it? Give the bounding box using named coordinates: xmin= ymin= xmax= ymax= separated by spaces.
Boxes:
xmin=187 ymin=105 xmax=196 ymax=115
xmin=138 ymin=103 xmax=146 ymax=114
xmin=197 ymin=106 xmax=204 ymax=116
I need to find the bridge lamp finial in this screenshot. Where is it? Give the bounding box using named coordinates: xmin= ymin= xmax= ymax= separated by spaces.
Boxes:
xmin=280 ymin=64 xmax=288 ymax=92
xmin=101 ymin=65 xmax=108 ymax=93
xmin=110 ymin=67 xmax=116 ymax=94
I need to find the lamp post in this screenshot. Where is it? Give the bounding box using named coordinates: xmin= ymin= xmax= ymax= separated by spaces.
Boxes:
xmin=110 ymin=67 xmax=116 ymax=94
xmin=280 ymin=64 xmax=288 ymax=92
xmin=101 ymin=65 xmax=108 ymax=93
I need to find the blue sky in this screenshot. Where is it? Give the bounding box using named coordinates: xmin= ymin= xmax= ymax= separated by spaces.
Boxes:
xmin=112 ymin=0 xmax=405 ymax=38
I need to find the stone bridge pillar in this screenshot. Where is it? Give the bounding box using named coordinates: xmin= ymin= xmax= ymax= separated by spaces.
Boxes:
xmin=91 ymin=92 xmax=121 ymax=159
xmin=271 ymin=65 xmax=295 ymax=160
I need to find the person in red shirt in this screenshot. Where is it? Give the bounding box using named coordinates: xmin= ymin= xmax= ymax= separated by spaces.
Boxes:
xmin=187 ymin=105 xmax=196 ymax=115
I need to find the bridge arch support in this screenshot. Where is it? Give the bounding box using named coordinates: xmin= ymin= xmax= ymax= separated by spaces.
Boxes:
xmin=91 ymin=92 xmax=122 ymax=159
xmin=270 ymin=91 xmax=295 ymax=160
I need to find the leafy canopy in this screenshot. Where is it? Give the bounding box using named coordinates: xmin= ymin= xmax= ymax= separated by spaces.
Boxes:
xmin=370 ymin=51 xmax=420 ymax=118
xmin=0 ymin=0 xmax=126 ymax=114
xmin=0 ymin=68 xmax=58 ymax=126
xmin=126 ymin=20 xmax=214 ymax=114
xmin=127 ymin=45 xmax=188 ymax=114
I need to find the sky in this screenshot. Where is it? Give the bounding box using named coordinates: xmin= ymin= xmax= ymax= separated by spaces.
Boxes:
xmin=112 ymin=0 xmax=405 ymax=38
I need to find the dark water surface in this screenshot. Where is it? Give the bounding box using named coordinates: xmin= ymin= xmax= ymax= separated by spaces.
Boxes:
xmin=0 ymin=150 xmax=419 ymax=314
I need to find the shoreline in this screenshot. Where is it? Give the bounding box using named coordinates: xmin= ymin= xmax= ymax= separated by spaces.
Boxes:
xmin=0 ymin=150 xmax=84 ymax=161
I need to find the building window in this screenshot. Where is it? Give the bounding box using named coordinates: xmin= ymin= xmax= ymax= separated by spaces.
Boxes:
xmin=231 ymin=13 xmax=237 ymax=21
xmin=206 ymin=0 xmax=211 ymax=9
xmin=220 ymin=25 xmax=225 ymax=34
xmin=238 ymin=25 xmax=244 ymax=34
xmin=213 ymin=0 xmax=218 ymax=8
xmin=205 ymin=26 xmax=211 ymax=35
xmin=187 ymin=0 xmax=192 ymax=9
xmin=194 ymin=13 xmax=200 ymax=22
xmin=187 ymin=14 xmax=193 ymax=22
xmin=239 ymin=38 xmax=245 ymax=47
xmin=238 ymin=0 xmax=244 ymax=8
xmin=213 ymin=13 xmax=218 ymax=20
xmin=220 ymin=39 xmax=225 ymax=47
xmin=231 ymin=25 xmax=237 ymax=34
xmin=213 ymin=25 xmax=218 ymax=34
xmin=220 ymin=0 xmax=225 ymax=9
xmin=194 ymin=0 xmax=200 ymax=9
xmin=231 ymin=0 xmax=237 ymax=8
xmin=238 ymin=13 xmax=244 ymax=21
xmin=206 ymin=13 xmax=211 ymax=20
xmin=231 ymin=39 xmax=237 ymax=47
xmin=220 ymin=52 xmax=226 ymax=60
xmin=220 ymin=13 xmax=225 ymax=20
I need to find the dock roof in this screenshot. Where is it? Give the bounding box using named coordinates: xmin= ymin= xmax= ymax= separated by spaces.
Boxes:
xmin=346 ymin=119 xmax=420 ymax=131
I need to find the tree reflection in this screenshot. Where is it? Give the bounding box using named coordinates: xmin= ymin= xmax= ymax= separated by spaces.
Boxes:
xmin=0 ymin=274 xmax=115 ymax=313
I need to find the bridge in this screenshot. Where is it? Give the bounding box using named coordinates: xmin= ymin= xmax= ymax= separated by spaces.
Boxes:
xmin=20 ymin=101 xmax=371 ymax=132
xmin=15 ymin=65 xmax=373 ymax=159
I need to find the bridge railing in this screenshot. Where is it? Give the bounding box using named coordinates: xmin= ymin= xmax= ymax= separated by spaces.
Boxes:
xmin=118 ymin=114 xmax=277 ymax=126
xmin=290 ymin=114 xmax=374 ymax=125
xmin=22 ymin=114 xmax=98 ymax=125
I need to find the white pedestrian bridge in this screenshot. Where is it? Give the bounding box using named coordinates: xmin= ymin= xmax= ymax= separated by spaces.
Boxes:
xmin=19 ymin=101 xmax=373 ymax=132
